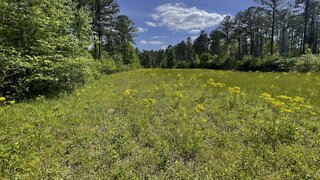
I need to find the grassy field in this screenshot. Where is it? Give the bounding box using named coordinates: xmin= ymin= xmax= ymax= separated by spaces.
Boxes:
xmin=0 ymin=69 xmax=319 ymax=179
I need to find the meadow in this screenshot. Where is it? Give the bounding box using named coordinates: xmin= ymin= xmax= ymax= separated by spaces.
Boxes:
xmin=0 ymin=69 xmax=319 ymax=179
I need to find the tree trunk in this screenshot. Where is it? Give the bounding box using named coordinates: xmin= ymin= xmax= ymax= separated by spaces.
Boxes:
xmin=250 ymin=28 xmax=254 ymax=56
xmin=314 ymin=23 xmax=319 ymax=54
xmin=303 ymin=0 xmax=310 ymax=53
xmin=281 ymin=23 xmax=286 ymax=56
xmin=271 ymin=6 xmax=276 ymax=55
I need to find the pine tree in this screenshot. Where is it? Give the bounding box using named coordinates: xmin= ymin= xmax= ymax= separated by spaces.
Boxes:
xmin=193 ymin=31 xmax=209 ymax=56
xmin=255 ymin=0 xmax=286 ymax=55
xmin=166 ymin=48 xmax=177 ymax=68
xmin=114 ymin=15 xmax=136 ymax=64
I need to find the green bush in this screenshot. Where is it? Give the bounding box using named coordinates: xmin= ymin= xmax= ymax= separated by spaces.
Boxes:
xmin=235 ymin=56 xmax=260 ymax=71
xmin=0 ymin=50 xmax=101 ymax=100
xmin=292 ymin=53 xmax=320 ymax=73
xmin=231 ymin=54 xmax=320 ymax=73
xmin=100 ymin=55 xmax=119 ymax=74
xmin=199 ymin=53 xmax=213 ymax=68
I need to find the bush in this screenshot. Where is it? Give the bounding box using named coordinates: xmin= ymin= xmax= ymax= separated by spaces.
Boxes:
xmin=235 ymin=56 xmax=260 ymax=71
xmin=0 ymin=49 xmax=101 ymax=100
xmin=292 ymin=53 xmax=320 ymax=73
xmin=100 ymin=56 xmax=119 ymax=74
xmin=274 ymin=58 xmax=296 ymax=72
xmin=231 ymin=54 xmax=320 ymax=73
xmin=258 ymin=55 xmax=282 ymax=72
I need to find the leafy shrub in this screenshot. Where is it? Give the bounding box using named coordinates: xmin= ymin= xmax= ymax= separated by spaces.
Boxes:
xmin=292 ymin=52 xmax=320 ymax=73
xmin=0 ymin=49 xmax=101 ymax=100
xmin=235 ymin=56 xmax=260 ymax=71
xmin=274 ymin=58 xmax=296 ymax=72
xmin=231 ymin=54 xmax=320 ymax=73
xmin=258 ymin=55 xmax=282 ymax=72
xmin=99 ymin=54 xmax=119 ymax=74
xmin=199 ymin=53 xmax=213 ymax=68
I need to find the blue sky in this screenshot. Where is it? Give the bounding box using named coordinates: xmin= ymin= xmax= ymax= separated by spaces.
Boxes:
xmin=117 ymin=0 xmax=256 ymax=50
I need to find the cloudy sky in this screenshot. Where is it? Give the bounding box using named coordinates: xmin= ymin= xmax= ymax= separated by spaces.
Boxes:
xmin=117 ymin=0 xmax=256 ymax=50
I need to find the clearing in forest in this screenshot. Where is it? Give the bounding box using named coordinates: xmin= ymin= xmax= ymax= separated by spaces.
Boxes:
xmin=0 ymin=69 xmax=319 ymax=178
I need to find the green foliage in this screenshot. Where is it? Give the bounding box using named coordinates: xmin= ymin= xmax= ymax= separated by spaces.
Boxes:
xmin=138 ymin=1 xmax=320 ymax=71
xmin=0 ymin=69 xmax=319 ymax=178
xmin=191 ymin=54 xmax=200 ymax=68
xmin=0 ymin=0 xmax=140 ymax=101
xmin=123 ymin=42 xmax=140 ymax=65
xmin=160 ymin=53 xmax=168 ymax=68
xmin=100 ymin=57 xmax=119 ymax=74
xmin=0 ymin=0 xmax=87 ymax=57
xmin=199 ymin=53 xmax=213 ymax=68
xmin=293 ymin=51 xmax=320 ymax=72
xmin=166 ymin=48 xmax=177 ymax=68
xmin=0 ymin=50 xmax=100 ymax=100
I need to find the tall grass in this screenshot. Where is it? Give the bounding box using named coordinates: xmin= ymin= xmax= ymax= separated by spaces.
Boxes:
xmin=0 ymin=69 xmax=319 ymax=178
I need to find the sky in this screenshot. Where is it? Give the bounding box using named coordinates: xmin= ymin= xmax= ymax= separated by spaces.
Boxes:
xmin=117 ymin=0 xmax=256 ymax=50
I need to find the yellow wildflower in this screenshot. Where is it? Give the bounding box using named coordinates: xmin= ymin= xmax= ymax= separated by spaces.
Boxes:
xmin=177 ymin=74 xmax=183 ymax=79
xmin=229 ymin=86 xmax=241 ymax=95
xmin=302 ymin=104 xmax=313 ymax=110
xmin=0 ymin=97 xmax=6 ymax=102
xmin=123 ymin=89 xmax=138 ymax=97
xmin=270 ymin=99 xmax=285 ymax=108
xmin=261 ymin=93 xmax=285 ymax=108
xmin=191 ymin=75 xmax=197 ymax=80
xmin=175 ymin=91 xmax=184 ymax=98
xmin=9 ymin=100 xmax=16 ymax=105
xmin=277 ymin=95 xmax=292 ymax=101
xmin=175 ymin=83 xmax=184 ymax=89
xmin=195 ymin=104 xmax=205 ymax=113
xmin=309 ymin=111 xmax=317 ymax=116
xmin=261 ymin=93 xmax=272 ymax=100
xmin=292 ymin=105 xmax=301 ymax=111
xmin=280 ymin=108 xmax=292 ymax=114
xmin=293 ymin=96 xmax=305 ymax=103
xmin=207 ymin=79 xmax=225 ymax=88
xmin=200 ymin=118 xmax=208 ymax=123
xmin=142 ymin=98 xmax=157 ymax=106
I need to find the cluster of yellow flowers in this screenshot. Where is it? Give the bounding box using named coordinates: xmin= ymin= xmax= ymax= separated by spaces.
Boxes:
xmin=174 ymin=83 xmax=184 ymax=90
xmin=195 ymin=104 xmax=206 ymax=113
xmin=207 ymin=79 xmax=225 ymax=88
xmin=228 ymin=86 xmax=242 ymax=95
xmin=261 ymin=93 xmax=317 ymax=116
xmin=0 ymin=96 xmax=15 ymax=105
xmin=176 ymin=73 xmax=184 ymax=80
xmin=261 ymin=93 xmax=286 ymax=110
xmin=175 ymin=91 xmax=184 ymax=98
xmin=191 ymin=75 xmax=197 ymax=81
xmin=123 ymin=89 xmax=138 ymax=97
xmin=174 ymin=74 xmax=185 ymax=90
xmin=142 ymin=98 xmax=157 ymax=108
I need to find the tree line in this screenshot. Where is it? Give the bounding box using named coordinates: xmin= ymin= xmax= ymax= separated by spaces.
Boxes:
xmin=0 ymin=0 xmax=139 ymax=100
xmin=139 ymin=0 xmax=320 ymax=72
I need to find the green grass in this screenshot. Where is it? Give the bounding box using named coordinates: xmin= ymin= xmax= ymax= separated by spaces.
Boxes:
xmin=1 ymin=69 xmax=319 ymax=179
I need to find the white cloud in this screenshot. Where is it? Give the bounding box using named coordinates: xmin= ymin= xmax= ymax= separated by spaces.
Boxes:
xmin=160 ymin=46 xmax=168 ymax=50
xmin=137 ymin=27 xmax=148 ymax=33
xmin=148 ymin=3 xmax=225 ymax=32
xmin=188 ymin=29 xmax=201 ymax=34
xmin=140 ymin=40 xmax=163 ymax=45
xmin=191 ymin=36 xmax=198 ymax=41
xmin=150 ymin=35 xmax=167 ymax=39
xmin=140 ymin=40 xmax=148 ymax=45
xmin=145 ymin=21 xmax=157 ymax=27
